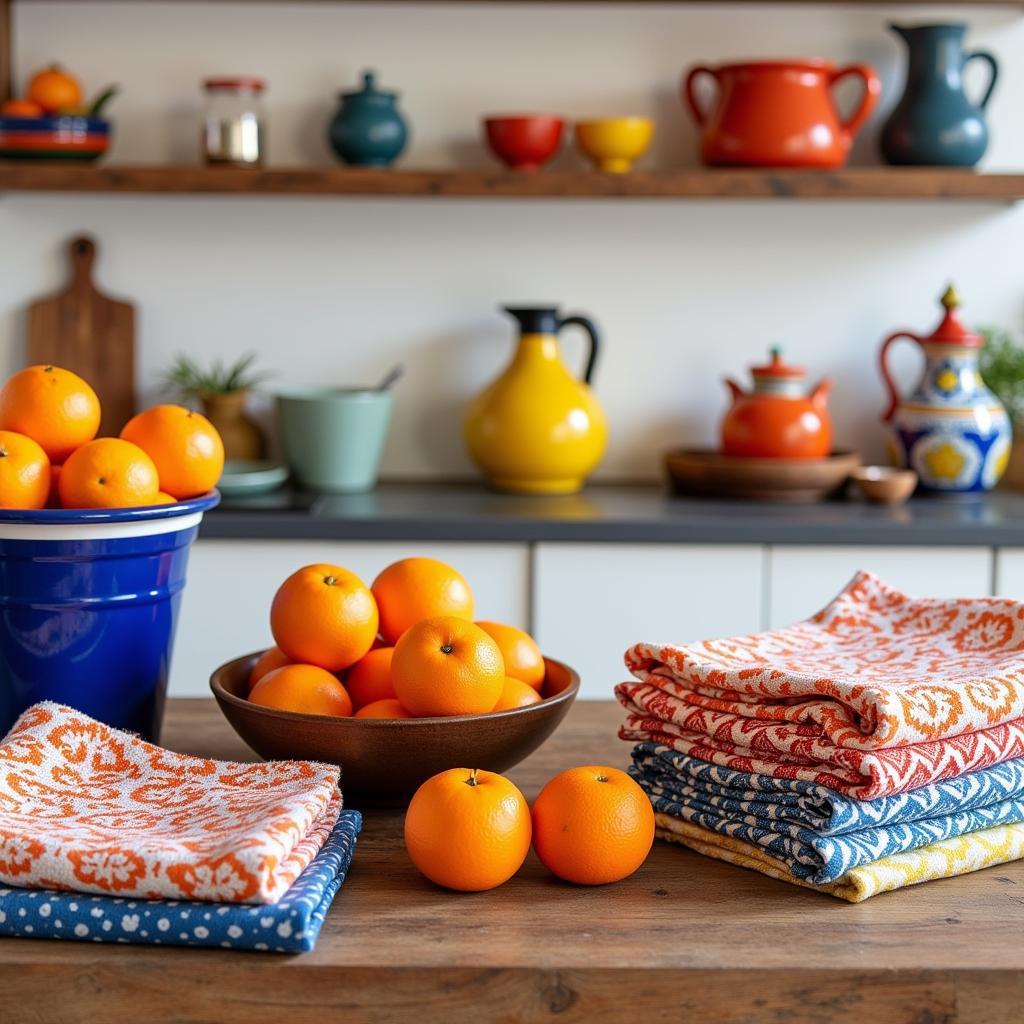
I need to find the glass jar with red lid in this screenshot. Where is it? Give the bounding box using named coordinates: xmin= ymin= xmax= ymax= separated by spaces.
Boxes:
xmin=202 ymin=77 xmax=265 ymax=166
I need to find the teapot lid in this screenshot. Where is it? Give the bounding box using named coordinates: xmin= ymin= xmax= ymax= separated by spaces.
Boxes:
xmin=341 ymin=70 xmax=397 ymax=101
xmin=750 ymin=346 xmax=805 ymax=380
xmin=924 ymin=285 xmax=983 ymax=347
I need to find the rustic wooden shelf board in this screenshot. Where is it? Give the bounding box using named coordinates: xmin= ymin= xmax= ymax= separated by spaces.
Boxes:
xmin=2 ymin=163 xmax=1024 ymax=201
xmin=0 ymin=699 xmax=1020 ymax=1024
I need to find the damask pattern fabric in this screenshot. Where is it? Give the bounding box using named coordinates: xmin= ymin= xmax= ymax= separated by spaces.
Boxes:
xmin=0 ymin=703 xmax=341 ymax=904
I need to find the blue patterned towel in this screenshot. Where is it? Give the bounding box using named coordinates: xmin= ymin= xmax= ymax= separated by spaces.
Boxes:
xmin=0 ymin=810 xmax=361 ymax=953
xmin=631 ymin=743 xmax=1024 ymax=884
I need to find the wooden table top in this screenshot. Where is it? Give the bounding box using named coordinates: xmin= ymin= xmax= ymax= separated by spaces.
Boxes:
xmin=1 ymin=699 xmax=1022 ymax=1024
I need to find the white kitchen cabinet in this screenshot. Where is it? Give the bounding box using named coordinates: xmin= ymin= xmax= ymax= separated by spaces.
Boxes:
xmin=169 ymin=540 xmax=530 ymax=697
xmin=768 ymin=546 xmax=994 ymax=628
xmin=995 ymin=550 xmax=1024 ymax=599
xmin=532 ymin=543 xmax=765 ymax=700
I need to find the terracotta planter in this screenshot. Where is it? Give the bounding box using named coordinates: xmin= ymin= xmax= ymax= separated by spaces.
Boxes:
xmin=199 ymin=390 xmax=265 ymax=460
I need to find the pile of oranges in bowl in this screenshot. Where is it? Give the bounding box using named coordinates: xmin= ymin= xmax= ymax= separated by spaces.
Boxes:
xmin=0 ymin=365 xmax=224 ymax=510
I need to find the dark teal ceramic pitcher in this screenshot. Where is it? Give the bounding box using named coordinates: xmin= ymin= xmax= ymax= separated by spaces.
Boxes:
xmin=881 ymin=23 xmax=997 ymax=167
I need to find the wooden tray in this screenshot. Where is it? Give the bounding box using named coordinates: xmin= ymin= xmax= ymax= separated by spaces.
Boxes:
xmin=664 ymin=448 xmax=861 ymax=502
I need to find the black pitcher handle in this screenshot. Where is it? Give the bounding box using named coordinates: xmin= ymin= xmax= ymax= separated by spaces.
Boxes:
xmin=557 ymin=314 xmax=601 ymax=385
xmin=964 ymin=50 xmax=999 ymax=110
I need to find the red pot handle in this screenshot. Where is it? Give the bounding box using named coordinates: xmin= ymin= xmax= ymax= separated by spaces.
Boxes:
xmin=829 ymin=64 xmax=882 ymax=140
xmin=683 ymin=66 xmax=718 ymax=127
xmin=879 ymin=330 xmax=920 ymax=422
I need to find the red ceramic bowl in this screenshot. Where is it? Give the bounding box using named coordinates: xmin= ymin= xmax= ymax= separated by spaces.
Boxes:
xmin=484 ymin=115 xmax=564 ymax=171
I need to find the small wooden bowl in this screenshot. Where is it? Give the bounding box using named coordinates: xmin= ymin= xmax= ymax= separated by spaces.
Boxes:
xmin=851 ymin=466 xmax=918 ymax=504
xmin=210 ymin=652 xmax=580 ymax=800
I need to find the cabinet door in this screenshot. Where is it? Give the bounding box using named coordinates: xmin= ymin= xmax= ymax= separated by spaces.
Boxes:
xmin=768 ymin=546 xmax=993 ymax=628
xmin=170 ymin=541 xmax=530 ymax=697
xmin=995 ymin=550 xmax=1024 ymax=600
xmin=532 ymin=544 xmax=765 ymax=700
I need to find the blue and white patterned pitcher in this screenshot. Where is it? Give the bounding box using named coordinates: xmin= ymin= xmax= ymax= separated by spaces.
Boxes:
xmin=880 ymin=286 xmax=1011 ymax=493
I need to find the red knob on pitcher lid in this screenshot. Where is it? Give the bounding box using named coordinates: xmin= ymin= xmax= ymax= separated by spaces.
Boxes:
xmin=751 ymin=346 xmax=805 ymax=379
xmin=925 ymin=285 xmax=983 ymax=348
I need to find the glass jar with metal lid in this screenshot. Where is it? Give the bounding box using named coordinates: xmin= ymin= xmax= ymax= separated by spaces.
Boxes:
xmin=202 ymin=77 xmax=265 ymax=166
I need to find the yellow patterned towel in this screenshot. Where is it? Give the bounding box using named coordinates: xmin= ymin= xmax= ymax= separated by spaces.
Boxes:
xmin=655 ymin=813 xmax=1024 ymax=902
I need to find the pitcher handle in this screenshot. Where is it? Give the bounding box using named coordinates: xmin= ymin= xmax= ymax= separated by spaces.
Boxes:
xmin=558 ymin=315 xmax=601 ymax=385
xmin=829 ymin=63 xmax=882 ymax=139
xmin=879 ymin=331 xmax=919 ymax=422
xmin=964 ymin=50 xmax=999 ymax=110
xmin=683 ymin=65 xmax=718 ymax=127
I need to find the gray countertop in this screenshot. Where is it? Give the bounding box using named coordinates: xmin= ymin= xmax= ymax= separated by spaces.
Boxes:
xmin=198 ymin=482 xmax=1024 ymax=546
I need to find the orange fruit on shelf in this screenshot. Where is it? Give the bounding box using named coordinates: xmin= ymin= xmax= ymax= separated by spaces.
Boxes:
xmin=270 ymin=563 xmax=378 ymax=672
xmin=354 ymin=698 xmax=413 ymax=720
xmin=120 ymin=404 xmax=224 ymax=500
xmin=248 ymin=645 xmax=292 ymax=693
xmin=493 ymin=676 xmax=542 ymax=711
xmin=249 ymin=663 xmax=353 ymax=717
xmin=0 ymin=364 xmax=100 ymax=463
xmin=404 ymin=768 xmax=531 ymax=891
xmin=531 ymin=766 xmax=655 ymax=886
xmin=0 ymin=430 xmax=50 ymax=510
xmin=27 ymin=65 xmax=83 ymax=114
xmin=391 ymin=616 xmax=504 ymax=717
xmin=371 ymin=557 xmax=475 ymax=644
xmin=476 ymin=621 xmax=545 ymax=691
xmin=58 ymin=438 xmax=160 ymax=509
xmin=344 ymin=646 xmax=395 ymax=709
xmin=1 ymin=98 xmax=44 ymax=117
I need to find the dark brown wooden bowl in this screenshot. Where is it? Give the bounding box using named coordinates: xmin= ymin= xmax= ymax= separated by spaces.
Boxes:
xmin=210 ymin=652 xmax=580 ymax=801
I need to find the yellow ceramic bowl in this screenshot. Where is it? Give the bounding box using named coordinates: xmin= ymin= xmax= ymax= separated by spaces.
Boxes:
xmin=575 ymin=117 xmax=654 ymax=173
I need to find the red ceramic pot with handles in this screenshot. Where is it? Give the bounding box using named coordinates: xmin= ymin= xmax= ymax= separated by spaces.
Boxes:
xmin=684 ymin=59 xmax=881 ymax=168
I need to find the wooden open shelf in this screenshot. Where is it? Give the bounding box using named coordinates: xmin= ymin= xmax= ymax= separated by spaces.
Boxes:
xmin=1 ymin=164 xmax=1024 ymax=201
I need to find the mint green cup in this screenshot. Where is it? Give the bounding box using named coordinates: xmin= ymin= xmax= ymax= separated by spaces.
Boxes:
xmin=276 ymin=388 xmax=394 ymax=493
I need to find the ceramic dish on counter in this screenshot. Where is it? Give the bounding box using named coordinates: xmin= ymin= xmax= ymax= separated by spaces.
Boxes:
xmin=217 ymin=459 xmax=289 ymax=498
xmin=0 ymin=115 xmax=110 ymax=160
xmin=211 ymin=651 xmax=579 ymax=800
xmin=851 ymin=466 xmax=918 ymax=505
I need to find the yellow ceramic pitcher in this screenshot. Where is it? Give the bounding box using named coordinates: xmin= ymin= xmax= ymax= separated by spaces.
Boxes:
xmin=465 ymin=306 xmax=607 ymax=494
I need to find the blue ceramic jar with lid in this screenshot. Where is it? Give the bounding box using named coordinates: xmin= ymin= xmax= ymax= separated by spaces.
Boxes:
xmin=328 ymin=70 xmax=408 ymax=167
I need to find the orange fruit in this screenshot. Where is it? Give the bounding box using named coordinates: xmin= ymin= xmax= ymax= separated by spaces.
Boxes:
xmin=58 ymin=438 xmax=160 ymax=509
xmin=493 ymin=676 xmax=542 ymax=711
xmin=531 ymin=766 xmax=655 ymax=886
xmin=151 ymin=491 xmax=176 ymax=505
xmin=0 ymin=431 xmax=50 ymax=510
xmin=27 ymin=65 xmax=83 ymax=114
xmin=354 ymin=698 xmax=413 ymax=720
xmin=404 ymin=768 xmax=531 ymax=891
xmin=371 ymin=557 xmax=474 ymax=644
xmin=476 ymin=621 xmax=545 ymax=691
xmin=270 ymin=563 xmax=378 ymax=672
xmin=391 ymin=616 xmax=504 ymax=717
xmin=120 ymin=405 xmax=224 ymax=500
xmin=344 ymin=647 xmax=395 ymax=709
xmin=249 ymin=663 xmax=353 ymax=717
xmin=2 ymin=98 xmax=44 ymax=117
xmin=248 ymin=646 xmax=291 ymax=693
xmin=0 ymin=364 xmax=100 ymax=463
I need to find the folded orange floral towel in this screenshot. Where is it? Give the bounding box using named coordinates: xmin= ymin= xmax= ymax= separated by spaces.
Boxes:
xmin=0 ymin=703 xmax=341 ymax=904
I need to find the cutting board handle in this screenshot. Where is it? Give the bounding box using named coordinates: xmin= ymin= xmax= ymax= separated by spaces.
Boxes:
xmin=68 ymin=236 xmax=97 ymax=290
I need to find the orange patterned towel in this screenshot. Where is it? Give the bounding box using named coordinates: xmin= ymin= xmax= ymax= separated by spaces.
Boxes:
xmin=0 ymin=703 xmax=341 ymax=904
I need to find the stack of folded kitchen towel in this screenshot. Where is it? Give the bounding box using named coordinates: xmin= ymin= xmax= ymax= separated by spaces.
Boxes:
xmin=617 ymin=571 xmax=1024 ymax=901
xmin=0 ymin=702 xmax=360 ymax=950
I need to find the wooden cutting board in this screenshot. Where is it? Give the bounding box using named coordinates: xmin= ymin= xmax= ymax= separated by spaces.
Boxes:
xmin=27 ymin=236 xmax=136 ymax=439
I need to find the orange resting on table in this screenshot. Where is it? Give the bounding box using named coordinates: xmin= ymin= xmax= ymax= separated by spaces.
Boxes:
xmin=58 ymin=438 xmax=160 ymax=509
xmin=248 ymin=646 xmax=292 ymax=692
xmin=531 ymin=766 xmax=655 ymax=886
xmin=391 ymin=615 xmax=504 ymax=717
xmin=371 ymin=557 xmax=475 ymax=644
xmin=493 ymin=676 xmax=542 ymax=711
xmin=121 ymin=404 xmax=225 ymax=500
xmin=404 ymin=768 xmax=532 ymax=891
xmin=354 ymin=698 xmax=413 ymax=719
xmin=344 ymin=646 xmax=396 ymax=709
xmin=270 ymin=563 xmax=378 ymax=672
xmin=0 ymin=430 xmax=50 ymax=510
xmin=0 ymin=364 xmax=100 ymax=464
xmin=476 ymin=621 xmax=545 ymax=690
xmin=249 ymin=663 xmax=353 ymax=717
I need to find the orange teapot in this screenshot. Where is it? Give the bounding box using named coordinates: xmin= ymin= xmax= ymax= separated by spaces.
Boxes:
xmin=721 ymin=347 xmax=833 ymax=459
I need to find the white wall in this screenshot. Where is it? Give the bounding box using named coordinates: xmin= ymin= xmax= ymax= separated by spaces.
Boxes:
xmin=3 ymin=2 xmax=1024 ymax=482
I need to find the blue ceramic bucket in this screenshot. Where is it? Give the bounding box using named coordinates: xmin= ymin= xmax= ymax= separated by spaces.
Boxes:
xmin=0 ymin=493 xmax=219 ymax=741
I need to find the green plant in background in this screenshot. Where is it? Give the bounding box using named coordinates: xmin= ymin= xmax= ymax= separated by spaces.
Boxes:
xmin=162 ymin=352 xmax=271 ymax=402
xmin=980 ymin=328 xmax=1024 ymax=428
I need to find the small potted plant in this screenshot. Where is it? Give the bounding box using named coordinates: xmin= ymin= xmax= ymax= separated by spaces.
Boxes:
xmin=162 ymin=352 xmax=270 ymax=460
xmin=980 ymin=327 xmax=1024 ymax=490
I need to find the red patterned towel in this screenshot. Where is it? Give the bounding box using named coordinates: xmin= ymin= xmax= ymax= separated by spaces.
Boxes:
xmin=617 ymin=572 xmax=1024 ymax=799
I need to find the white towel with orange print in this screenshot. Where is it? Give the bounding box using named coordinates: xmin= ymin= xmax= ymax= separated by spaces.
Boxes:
xmin=0 ymin=703 xmax=341 ymax=904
